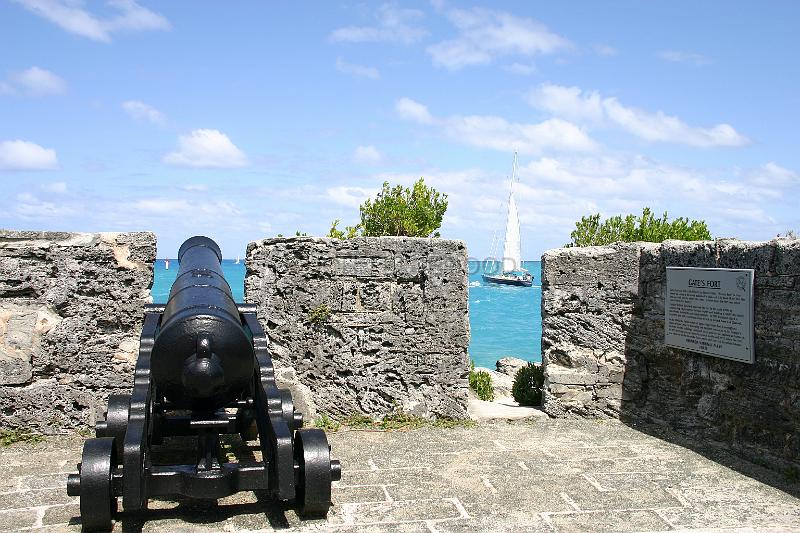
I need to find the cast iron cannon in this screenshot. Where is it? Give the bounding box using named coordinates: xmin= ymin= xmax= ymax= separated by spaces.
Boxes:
xmin=66 ymin=236 xmax=340 ymax=531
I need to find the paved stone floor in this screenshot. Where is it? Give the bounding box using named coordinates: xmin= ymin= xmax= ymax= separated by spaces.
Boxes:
xmin=1 ymin=419 xmax=799 ymax=532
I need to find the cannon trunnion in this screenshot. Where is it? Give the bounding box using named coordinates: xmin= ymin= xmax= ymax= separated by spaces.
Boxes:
xmin=66 ymin=236 xmax=340 ymax=531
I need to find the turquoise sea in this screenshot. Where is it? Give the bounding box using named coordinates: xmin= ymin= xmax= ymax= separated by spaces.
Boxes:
xmin=151 ymin=259 xmax=542 ymax=369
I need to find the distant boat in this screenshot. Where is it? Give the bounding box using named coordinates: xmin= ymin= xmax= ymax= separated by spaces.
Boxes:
xmin=165 ymin=259 xmax=170 ymax=270
xmin=483 ymin=152 xmax=533 ymax=288
xmin=235 ymin=256 xmax=241 ymax=264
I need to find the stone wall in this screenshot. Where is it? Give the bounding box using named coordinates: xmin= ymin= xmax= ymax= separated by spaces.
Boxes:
xmin=0 ymin=231 xmax=155 ymax=431
xmin=245 ymin=236 xmax=470 ymax=420
xmin=541 ymin=238 xmax=800 ymax=468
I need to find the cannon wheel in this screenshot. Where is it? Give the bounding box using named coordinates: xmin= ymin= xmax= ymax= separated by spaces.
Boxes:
xmin=294 ymin=429 xmax=333 ymax=518
xmin=79 ymin=437 xmax=118 ymax=532
xmin=96 ymin=394 xmax=129 ymax=463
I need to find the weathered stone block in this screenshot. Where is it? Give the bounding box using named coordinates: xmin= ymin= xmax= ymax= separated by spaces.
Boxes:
xmin=541 ymin=238 xmax=800 ymax=469
xmin=0 ymin=230 xmax=155 ymax=431
xmin=245 ymin=236 xmax=469 ymax=419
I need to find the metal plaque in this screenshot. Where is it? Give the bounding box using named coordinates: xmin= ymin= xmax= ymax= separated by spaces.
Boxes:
xmin=665 ymin=267 xmax=754 ymax=363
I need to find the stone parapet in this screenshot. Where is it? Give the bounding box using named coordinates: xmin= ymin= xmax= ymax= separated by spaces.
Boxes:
xmin=245 ymin=236 xmax=470 ymax=419
xmin=0 ymin=230 xmax=155 ymax=431
xmin=541 ymin=238 xmax=800 ymax=468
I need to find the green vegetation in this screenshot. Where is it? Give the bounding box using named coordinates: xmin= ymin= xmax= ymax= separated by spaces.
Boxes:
xmin=778 ymin=230 xmax=797 ymax=239
xmin=313 ymin=413 xmax=342 ymax=431
xmin=566 ymin=207 xmax=712 ymax=247
xmin=329 ymin=178 xmax=448 ymax=238
xmin=0 ymin=429 xmax=44 ymax=446
xmin=469 ymin=360 xmax=495 ymax=401
xmin=327 ymin=219 xmax=360 ymax=239
xmin=313 ymin=411 xmax=475 ymax=431
xmin=307 ymin=304 xmax=332 ymax=326
xmin=786 ymin=466 xmax=800 ymax=484
xmin=512 ymin=363 xmax=544 ymax=407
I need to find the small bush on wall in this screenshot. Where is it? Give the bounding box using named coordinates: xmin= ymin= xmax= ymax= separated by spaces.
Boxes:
xmin=512 ymin=363 xmax=544 ymax=406
xmin=469 ymin=360 xmax=495 ymax=401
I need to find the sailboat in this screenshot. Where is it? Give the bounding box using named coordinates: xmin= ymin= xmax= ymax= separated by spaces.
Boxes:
xmin=482 ymin=152 xmax=533 ymax=287
xmin=235 ymin=255 xmax=241 ymax=265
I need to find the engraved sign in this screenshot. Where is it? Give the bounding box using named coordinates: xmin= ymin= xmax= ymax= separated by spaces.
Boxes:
xmin=665 ymin=267 xmax=754 ymax=363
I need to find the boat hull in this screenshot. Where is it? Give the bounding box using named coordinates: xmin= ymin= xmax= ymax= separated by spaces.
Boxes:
xmin=481 ymin=274 xmax=533 ymax=287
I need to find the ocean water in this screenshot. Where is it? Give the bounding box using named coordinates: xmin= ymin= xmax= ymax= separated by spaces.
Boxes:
xmin=151 ymin=259 xmax=542 ymax=369
xmin=151 ymin=259 xmax=246 ymax=303
xmin=467 ymin=260 xmax=542 ymax=367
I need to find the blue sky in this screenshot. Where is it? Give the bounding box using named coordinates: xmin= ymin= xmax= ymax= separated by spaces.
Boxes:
xmin=1 ymin=1 xmax=798 ymax=259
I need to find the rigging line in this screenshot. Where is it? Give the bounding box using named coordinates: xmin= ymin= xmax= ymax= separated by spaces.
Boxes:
xmin=514 ymin=151 xmax=522 ymax=270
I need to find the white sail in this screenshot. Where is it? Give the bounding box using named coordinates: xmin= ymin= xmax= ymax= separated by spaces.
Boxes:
xmin=502 ymin=190 xmax=522 ymax=272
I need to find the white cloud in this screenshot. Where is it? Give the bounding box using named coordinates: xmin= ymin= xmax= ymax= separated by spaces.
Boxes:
xmin=442 ymin=115 xmax=596 ymax=155
xmin=7 ymin=67 xmax=66 ymax=95
xmin=326 ymin=186 xmax=377 ymax=208
xmin=133 ymin=197 xmax=242 ymax=217
xmin=658 ymin=50 xmax=709 ymax=66
xmin=163 ymin=129 xmax=248 ymax=168
xmin=122 ymin=100 xmax=166 ymax=125
xmin=527 ymin=83 xmax=604 ymax=122
xmin=746 ymin=162 xmax=798 ymax=187
xmin=527 ymin=83 xmax=749 ymax=148
xmin=40 ymin=181 xmax=67 ymax=193
xmin=353 ymin=145 xmax=383 ymax=164
xmin=335 ymin=58 xmax=380 ymax=80
xmin=0 ymin=140 xmax=58 ymax=170
xmin=395 ymin=97 xmax=596 ymax=155
xmin=330 ymin=3 xmax=426 ymax=45
xmin=395 ymin=97 xmax=434 ymax=124
xmin=14 ymin=0 xmax=170 ymax=43
xmin=427 ymin=7 xmax=571 ymax=70
xmin=15 ymin=192 xmax=76 ymax=217
xmin=602 ymin=97 xmax=748 ymax=147
xmin=518 ymin=156 xmax=794 ymax=221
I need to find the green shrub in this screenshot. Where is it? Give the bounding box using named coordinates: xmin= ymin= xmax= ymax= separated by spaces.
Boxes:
xmin=328 ymin=219 xmax=360 ymax=239
xmin=307 ymin=304 xmax=332 ymax=326
xmin=469 ymin=360 xmax=495 ymax=401
xmin=566 ymin=207 xmax=711 ymax=247
xmin=329 ymin=178 xmax=448 ymax=238
xmin=512 ymin=363 xmax=544 ymax=406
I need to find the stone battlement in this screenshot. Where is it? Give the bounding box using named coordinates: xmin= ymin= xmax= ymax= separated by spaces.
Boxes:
xmin=0 ymin=230 xmax=156 ymax=430
xmin=245 ymin=236 xmax=471 ymax=420
xmin=541 ymin=238 xmax=800 ymax=469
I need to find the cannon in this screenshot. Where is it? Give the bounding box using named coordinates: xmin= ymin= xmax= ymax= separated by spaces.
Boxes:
xmin=66 ymin=236 xmax=340 ymax=531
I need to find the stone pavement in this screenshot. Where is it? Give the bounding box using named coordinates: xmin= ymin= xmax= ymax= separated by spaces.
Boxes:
xmin=1 ymin=419 xmax=799 ymax=532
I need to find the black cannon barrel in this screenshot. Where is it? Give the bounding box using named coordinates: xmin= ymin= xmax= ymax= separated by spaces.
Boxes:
xmin=151 ymin=236 xmax=254 ymax=410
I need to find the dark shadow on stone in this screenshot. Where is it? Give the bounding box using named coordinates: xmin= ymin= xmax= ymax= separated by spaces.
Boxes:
xmin=114 ymin=433 xmax=295 ymax=532
xmin=618 ymin=241 xmax=800 ymax=500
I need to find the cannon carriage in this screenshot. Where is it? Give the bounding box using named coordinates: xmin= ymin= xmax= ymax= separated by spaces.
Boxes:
xmin=66 ymin=236 xmax=340 ymax=531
